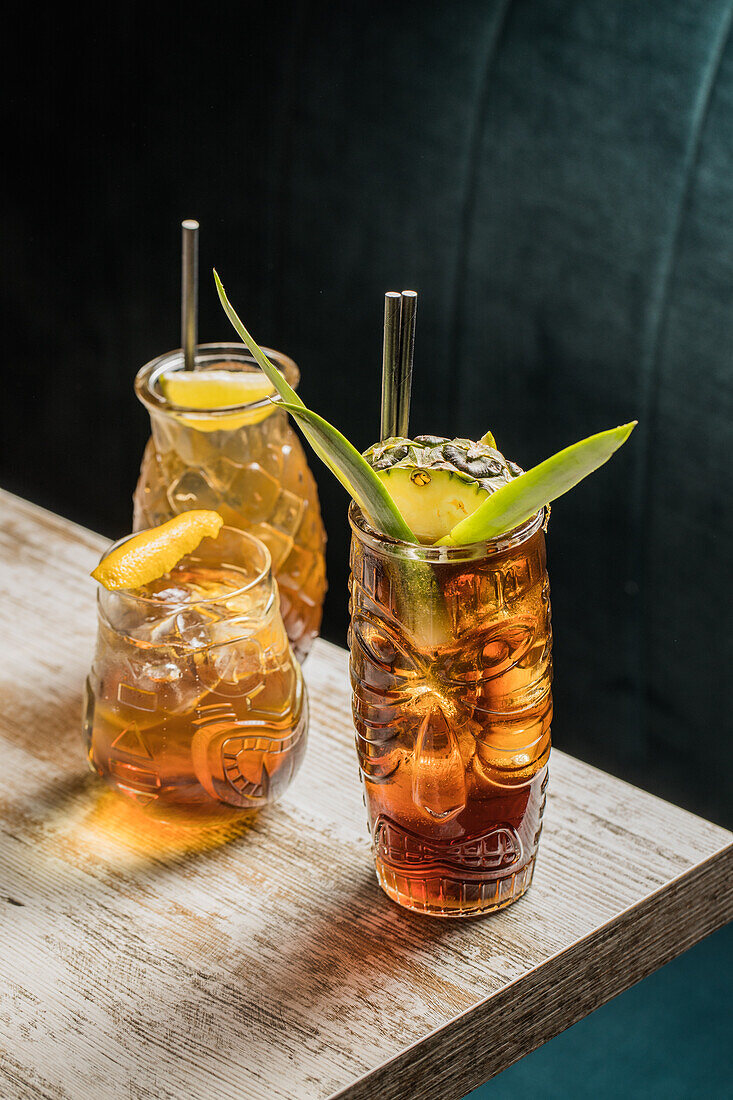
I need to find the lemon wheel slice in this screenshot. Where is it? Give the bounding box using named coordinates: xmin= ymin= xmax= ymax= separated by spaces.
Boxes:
xmin=160 ymin=368 xmax=276 ymax=430
xmin=91 ymin=511 xmax=224 ymax=591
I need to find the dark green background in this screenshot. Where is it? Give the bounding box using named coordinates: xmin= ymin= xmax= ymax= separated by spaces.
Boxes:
xmin=2 ymin=1 xmax=731 ymax=1092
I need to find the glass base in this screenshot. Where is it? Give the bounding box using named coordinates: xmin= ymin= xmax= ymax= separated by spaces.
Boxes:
xmin=375 ymin=854 xmax=537 ymax=918
xmin=88 ymin=771 xmax=261 ymax=829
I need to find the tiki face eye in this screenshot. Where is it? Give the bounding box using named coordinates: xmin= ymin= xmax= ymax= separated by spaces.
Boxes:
xmin=353 ymin=614 xmax=419 ymax=678
xmin=445 ymin=620 xmax=536 ymax=684
xmin=481 ymin=637 xmax=514 ymax=667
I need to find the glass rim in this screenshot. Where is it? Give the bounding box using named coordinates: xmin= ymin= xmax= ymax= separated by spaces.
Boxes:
xmin=95 ymin=523 xmax=272 ymax=608
xmin=348 ymin=500 xmax=546 ymax=562
xmin=134 ymin=341 xmax=300 ymax=417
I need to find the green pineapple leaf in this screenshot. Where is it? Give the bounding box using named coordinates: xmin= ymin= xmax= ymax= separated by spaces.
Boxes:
xmin=437 ymin=421 xmax=637 ymax=546
xmin=277 ymin=403 xmax=417 ymax=542
xmin=215 ymin=270 xmax=342 ymax=518
xmin=214 ymin=270 xmax=303 ymax=408
xmin=214 ymin=272 xmax=416 ymax=542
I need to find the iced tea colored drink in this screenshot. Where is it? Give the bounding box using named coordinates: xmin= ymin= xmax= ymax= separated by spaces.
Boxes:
xmin=133 ymin=344 xmax=327 ymax=661
xmin=349 ymin=504 xmax=552 ymax=917
xmin=84 ymin=526 xmax=307 ymax=826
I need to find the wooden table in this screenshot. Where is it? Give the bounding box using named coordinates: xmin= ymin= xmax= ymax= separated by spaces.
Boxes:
xmin=1 ymin=489 xmax=730 ymax=1100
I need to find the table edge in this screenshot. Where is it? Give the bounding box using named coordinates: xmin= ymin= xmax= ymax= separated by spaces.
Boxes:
xmin=328 ymin=843 xmax=733 ymax=1100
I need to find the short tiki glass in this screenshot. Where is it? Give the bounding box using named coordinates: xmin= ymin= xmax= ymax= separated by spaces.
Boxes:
xmin=133 ymin=343 xmax=327 ymax=661
xmin=84 ymin=525 xmax=307 ymax=825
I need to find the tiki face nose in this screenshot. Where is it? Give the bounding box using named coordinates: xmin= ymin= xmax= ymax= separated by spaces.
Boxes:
xmin=411 ymin=697 xmax=466 ymax=821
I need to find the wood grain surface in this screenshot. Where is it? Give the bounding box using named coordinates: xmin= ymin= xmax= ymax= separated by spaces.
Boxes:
xmin=0 ymin=488 xmax=731 ymax=1100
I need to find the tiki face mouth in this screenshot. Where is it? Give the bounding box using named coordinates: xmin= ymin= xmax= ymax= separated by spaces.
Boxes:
xmin=373 ymin=816 xmax=523 ymax=874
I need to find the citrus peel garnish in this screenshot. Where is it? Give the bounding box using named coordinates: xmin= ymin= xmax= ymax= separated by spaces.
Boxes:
xmin=91 ymin=511 xmax=224 ymax=591
xmin=160 ymin=368 xmax=276 ymax=430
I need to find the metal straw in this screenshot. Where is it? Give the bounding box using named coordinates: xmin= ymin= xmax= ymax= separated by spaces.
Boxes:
xmin=181 ymin=219 xmax=199 ymax=370
xmin=380 ymin=292 xmax=403 ymax=440
xmin=395 ymin=290 xmax=417 ymax=438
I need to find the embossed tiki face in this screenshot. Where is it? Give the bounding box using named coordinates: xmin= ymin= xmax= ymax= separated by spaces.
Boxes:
xmin=347 ymin=503 xmax=552 ymax=915
xmin=349 ymin=506 xmax=552 ymax=830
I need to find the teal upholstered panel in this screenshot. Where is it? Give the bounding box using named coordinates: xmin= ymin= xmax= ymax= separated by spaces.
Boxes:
xmin=466 ymin=922 xmax=733 ymax=1097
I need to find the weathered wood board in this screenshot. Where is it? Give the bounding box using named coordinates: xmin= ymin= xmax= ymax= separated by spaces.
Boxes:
xmin=0 ymin=489 xmax=730 ymax=1100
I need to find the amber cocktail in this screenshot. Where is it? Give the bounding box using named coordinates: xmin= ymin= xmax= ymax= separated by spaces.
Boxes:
xmin=133 ymin=344 xmax=327 ymax=661
xmin=84 ymin=526 xmax=307 ymax=825
xmin=349 ymin=504 xmax=552 ymax=917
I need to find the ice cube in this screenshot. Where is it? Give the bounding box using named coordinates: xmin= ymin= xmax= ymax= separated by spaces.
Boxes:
xmin=104 ymin=648 xmax=207 ymax=717
xmin=174 ymin=606 xmax=220 ymax=649
xmin=198 ymin=626 xmax=265 ymax=697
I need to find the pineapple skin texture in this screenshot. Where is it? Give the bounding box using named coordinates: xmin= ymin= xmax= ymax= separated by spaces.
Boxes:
xmin=363 ymin=435 xmax=521 ymax=544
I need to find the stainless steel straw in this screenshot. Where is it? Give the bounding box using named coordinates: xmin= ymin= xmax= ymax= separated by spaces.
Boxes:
xmin=395 ymin=290 xmax=417 ymax=438
xmin=181 ymin=219 xmax=199 ymax=371
xmin=380 ymin=291 xmax=403 ymax=439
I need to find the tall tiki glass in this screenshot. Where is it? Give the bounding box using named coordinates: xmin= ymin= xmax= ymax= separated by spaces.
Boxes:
xmin=133 ymin=343 xmax=327 ymax=661
xmin=349 ymin=503 xmax=552 ymax=917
